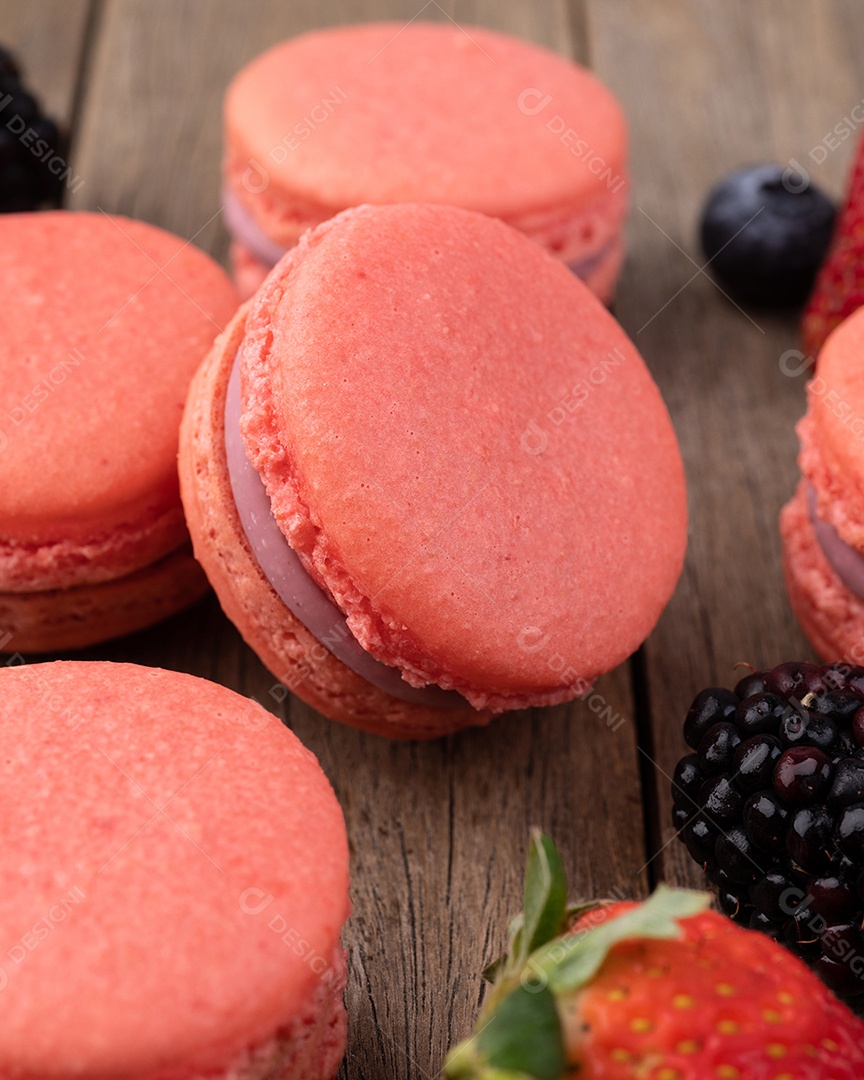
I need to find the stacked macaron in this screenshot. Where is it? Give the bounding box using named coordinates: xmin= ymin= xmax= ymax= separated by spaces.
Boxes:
xmin=0 ymin=661 xmax=350 ymax=1080
xmin=222 ymin=22 xmax=628 ymax=301
xmin=782 ymin=305 xmax=864 ymax=659
xmin=180 ymin=202 xmax=687 ymax=738
xmin=0 ymin=211 xmax=238 ymax=654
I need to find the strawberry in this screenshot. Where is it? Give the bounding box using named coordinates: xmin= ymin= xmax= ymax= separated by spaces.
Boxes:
xmin=802 ymin=132 xmax=864 ymax=358
xmin=444 ymin=832 xmax=864 ymax=1079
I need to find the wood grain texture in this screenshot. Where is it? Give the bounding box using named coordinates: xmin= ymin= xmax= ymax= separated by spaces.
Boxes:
xmin=11 ymin=0 xmax=864 ymax=1074
xmin=587 ymin=0 xmax=864 ymax=885
xmin=63 ymin=2 xmax=646 ymax=1078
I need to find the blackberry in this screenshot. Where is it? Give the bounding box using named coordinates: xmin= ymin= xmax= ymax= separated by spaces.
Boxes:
xmin=0 ymin=44 xmax=66 ymax=212
xmin=672 ymin=661 xmax=864 ymax=1003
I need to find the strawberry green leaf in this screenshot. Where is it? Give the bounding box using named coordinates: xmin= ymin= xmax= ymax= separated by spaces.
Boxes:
xmin=476 ymin=983 xmax=565 ymax=1080
xmin=523 ymin=832 xmax=569 ymax=954
xmin=531 ymin=885 xmax=709 ymax=993
xmin=482 ymin=955 xmax=506 ymax=984
xmin=510 ymin=831 xmax=568 ymax=969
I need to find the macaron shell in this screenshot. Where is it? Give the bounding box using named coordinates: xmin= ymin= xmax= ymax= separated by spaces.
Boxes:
xmin=179 ymin=306 xmax=490 ymax=738
xmin=801 ymin=306 xmax=864 ymax=548
xmin=0 ymin=662 xmax=349 ymax=1078
xmin=0 ymin=212 xmax=238 ymax=561
xmin=225 ymin=22 xmax=626 ymax=221
xmin=228 ymin=214 xmax=625 ymax=306
xmin=0 ymin=544 xmax=208 ymax=653
xmin=0 ymin=499 xmax=188 ymax=594
xmin=781 ymin=481 xmax=864 ymax=660
xmin=240 ymin=204 xmax=687 ymax=709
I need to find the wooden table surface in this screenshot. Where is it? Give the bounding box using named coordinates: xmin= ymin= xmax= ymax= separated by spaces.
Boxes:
xmin=6 ymin=1 xmax=864 ymax=1076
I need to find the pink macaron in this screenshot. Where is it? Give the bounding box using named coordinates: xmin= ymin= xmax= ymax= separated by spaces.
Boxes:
xmin=223 ymin=22 xmax=628 ymax=301
xmin=782 ymin=306 xmax=864 ymax=662
xmin=0 ymin=211 xmax=239 ymax=653
xmin=0 ymin=660 xmax=350 ymax=1080
xmin=180 ymin=202 xmax=687 ymax=738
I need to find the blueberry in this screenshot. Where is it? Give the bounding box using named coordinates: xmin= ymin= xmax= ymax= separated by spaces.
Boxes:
xmin=0 ymin=45 xmax=20 ymax=80
xmin=699 ymin=164 xmax=836 ymax=307
xmin=0 ymin=44 xmax=66 ymax=213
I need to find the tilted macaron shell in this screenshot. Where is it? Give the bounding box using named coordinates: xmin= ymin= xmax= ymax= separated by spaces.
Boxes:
xmin=0 ymin=662 xmax=349 ymax=1079
xmin=782 ymin=307 xmax=864 ymax=660
xmin=179 ymin=304 xmax=487 ymax=737
xmin=781 ymin=481 xmax=864 ymax=662
xmin=239 ymin=204 xmax=687 ymax=711
xmin=0 ymin=212 xmax=239 ymax=591
xmin=799 ymin=305 xmax=864 ymax=551
xmin=224 ymin=22 xmax=627 ymax=241
xmin=229 ymin=228 xmax=626 ymax=306
xmin=0 ymin=544 xmax=207 ymax=653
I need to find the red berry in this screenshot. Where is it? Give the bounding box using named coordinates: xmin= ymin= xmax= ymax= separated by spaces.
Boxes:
xmin=802 ymin=131 xmax=864 ymax=356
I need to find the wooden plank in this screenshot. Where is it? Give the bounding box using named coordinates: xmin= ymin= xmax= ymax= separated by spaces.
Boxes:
xmin=586 ymin=0 xmax=864 ymax=886
xmin=0 ymin=0 xmax=93 ymax=128
xmin=72 ymin=2 xmax=646 ymax=1076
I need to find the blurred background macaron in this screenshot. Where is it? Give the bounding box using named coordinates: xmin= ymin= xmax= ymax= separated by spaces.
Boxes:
xmin=0 ymin=211 xmax=239 ymax=654
xmin=180 ymin=203 xmax=686 ymax=739
xmin=0 ymin=660 xmax=350 ymax=1080
xmin=222 ymin=22 xmax=628 ymax=301
xmin=782 ymin=306 xmax=864 ymax=660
